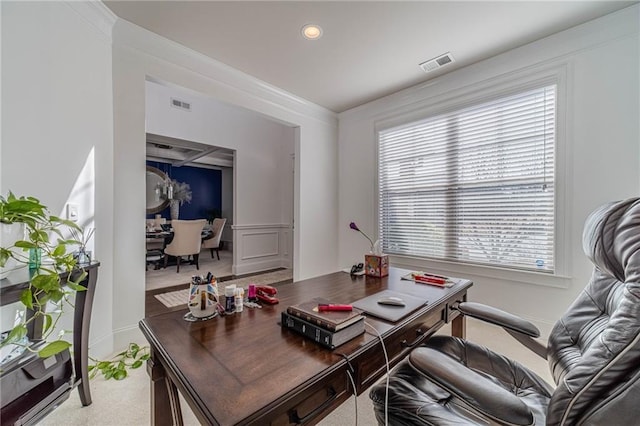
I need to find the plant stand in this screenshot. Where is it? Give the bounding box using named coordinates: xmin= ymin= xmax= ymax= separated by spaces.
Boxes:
xmin=0 ymin=262 xmax=100 ymax=424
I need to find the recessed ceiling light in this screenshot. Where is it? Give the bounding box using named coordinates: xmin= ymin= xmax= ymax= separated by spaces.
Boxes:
xmin=301 ymin=24 xmax=323 ymax=40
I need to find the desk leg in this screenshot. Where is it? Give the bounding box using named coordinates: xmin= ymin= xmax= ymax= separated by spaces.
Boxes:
xmin=451 ymin=314 xmax=466 ymax=339
xmin=451 ymin=294 xmax=467 ymax=339
xmin=148 ymin=351 xmax=183 ymax=426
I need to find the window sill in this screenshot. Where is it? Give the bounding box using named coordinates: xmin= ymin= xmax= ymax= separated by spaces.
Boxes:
xmin=389 ymin=254 xmax=571 ymax=289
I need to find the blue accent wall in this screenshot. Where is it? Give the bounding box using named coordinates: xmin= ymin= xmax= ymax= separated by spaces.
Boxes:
xmin=146 ymin=161 xmax=222 ymax=221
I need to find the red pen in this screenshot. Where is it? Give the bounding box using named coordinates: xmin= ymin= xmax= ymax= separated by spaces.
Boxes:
xmin=317 ymin=304 xmax=353 ymax=312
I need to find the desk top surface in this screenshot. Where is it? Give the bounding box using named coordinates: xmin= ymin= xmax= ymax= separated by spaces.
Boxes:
xmin=140 ymin=267 xmax=472 ymax=425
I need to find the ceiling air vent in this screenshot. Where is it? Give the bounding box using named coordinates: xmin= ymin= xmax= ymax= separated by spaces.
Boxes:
xmin=419 ymin=52 xmax=454 ymax=74
xmin=170 ymin=98 xmax=191 ymax=111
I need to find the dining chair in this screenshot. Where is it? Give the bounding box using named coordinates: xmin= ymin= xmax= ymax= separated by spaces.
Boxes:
xmin=145 ymin=237 xmax=165 ymax=271
xmin=202 ymin=218 xmax=226 ymax=260
xmin=163 ymin=219 xmax=207 ymax=273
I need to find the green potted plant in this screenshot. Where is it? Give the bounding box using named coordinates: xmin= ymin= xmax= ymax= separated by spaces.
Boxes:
xmin=1 ymin=192 xmax=150 ymax=381
xmin=0 ymin=192 xmax=86 ymax=357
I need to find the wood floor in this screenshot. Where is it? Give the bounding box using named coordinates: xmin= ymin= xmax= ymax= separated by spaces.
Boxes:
xmin=145 ymin=266 xmax=290 ymax=317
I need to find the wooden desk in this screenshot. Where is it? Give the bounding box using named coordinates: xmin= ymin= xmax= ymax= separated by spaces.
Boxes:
xmin=140 ymin=267 xmax=472 ymax=425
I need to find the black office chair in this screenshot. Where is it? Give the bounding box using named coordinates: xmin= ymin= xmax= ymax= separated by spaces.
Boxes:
xmin=370 ymin=197 xmax=640 ymax=425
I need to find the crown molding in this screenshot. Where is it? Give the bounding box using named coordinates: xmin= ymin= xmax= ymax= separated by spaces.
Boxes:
xmin=112 ymin=19 xmax=337 ymax=128
xmin=65 ymin=1 xmax=117 ymax=39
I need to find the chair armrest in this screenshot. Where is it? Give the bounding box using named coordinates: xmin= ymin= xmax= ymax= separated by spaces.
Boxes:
xmin=455 ymin=302 xmax=547 ymax=359
xmin=456 ymin=301 xmax=540 ymax=337
xmin=410 ymin=347 xmax=534 ymax=426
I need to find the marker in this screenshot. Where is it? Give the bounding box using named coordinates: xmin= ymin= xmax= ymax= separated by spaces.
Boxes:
xmin=317 ymin=304 xmax=353 ymax=312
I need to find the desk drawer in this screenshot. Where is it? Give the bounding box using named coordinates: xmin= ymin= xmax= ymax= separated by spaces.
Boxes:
xmin=356 ymin=309 xmax=444 ymax=393
xmin=257 ymin=365 xmax=350 ymax=426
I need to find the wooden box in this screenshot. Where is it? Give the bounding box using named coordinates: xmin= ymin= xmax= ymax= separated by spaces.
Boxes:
xmin=364 ymin=254 xmax=389 ymax=277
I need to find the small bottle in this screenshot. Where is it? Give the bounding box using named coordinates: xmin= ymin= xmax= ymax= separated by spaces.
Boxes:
xmin=235 ymin=288 xmax=244 ymax=313
xmin=248 ymin=284 xmax=257 ymax=302
xmin=225 ymin=285 xmax=236 ymax=314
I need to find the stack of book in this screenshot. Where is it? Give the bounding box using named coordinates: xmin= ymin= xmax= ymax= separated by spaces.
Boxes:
xmin=281 ymin=298 xmax=365 ymax=349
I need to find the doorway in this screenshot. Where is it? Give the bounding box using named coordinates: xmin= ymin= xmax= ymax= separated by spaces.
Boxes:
xmin=145 ymin=135 xmax=234 ymax=292
xmin=143 ymin=79 xmax=296 ymax=296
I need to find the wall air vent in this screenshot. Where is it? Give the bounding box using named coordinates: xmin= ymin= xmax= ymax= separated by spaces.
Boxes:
xmin=170 ymin=98 xmax=191 ymax=111
xmin=419 ymin=52 xmax=454 ymax=74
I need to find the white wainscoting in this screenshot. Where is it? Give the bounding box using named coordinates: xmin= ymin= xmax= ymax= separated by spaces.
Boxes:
xmin=232 ymin=224 xmax=292 ymax=275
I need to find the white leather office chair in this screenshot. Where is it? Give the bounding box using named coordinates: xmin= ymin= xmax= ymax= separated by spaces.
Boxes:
xmin=163 ymin=219 xmax=206 ymax=273
xmin=202 ymin=218 xmax=226 ymax=260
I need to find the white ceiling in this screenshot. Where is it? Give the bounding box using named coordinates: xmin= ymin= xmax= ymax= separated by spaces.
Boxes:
xmin=146 ymin=133 xmax=235 ymax=169
xmin=105 ymin=1 xmax=635 ymax=113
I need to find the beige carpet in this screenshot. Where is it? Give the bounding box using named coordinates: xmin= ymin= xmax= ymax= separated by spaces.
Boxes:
xmin=38 ymin=319 xmax=553 ymax=426
xmin=154 ymin=269 xmax=293 ymax=308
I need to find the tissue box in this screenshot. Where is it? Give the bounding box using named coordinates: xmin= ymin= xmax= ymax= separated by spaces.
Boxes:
xmin=365 ymin=254 xmax=389 ymax=277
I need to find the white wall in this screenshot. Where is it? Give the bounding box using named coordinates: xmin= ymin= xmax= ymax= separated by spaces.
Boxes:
xmin=7 ymin=1 xmax=633 ymax=358
xmin=145 ymin=80 xmax=295 ymax=273
xmin=338 ymin=5 xmax=640 ymax=334
xmin=1 ymin=1 xmax=338 ymax=357
xmin=112 ymin=17 xmax=338 ymax=344
xmin=221 ymin=167 xmax=233 ymax=246
xmin=1 ymin=2 xmax=116 ymax=356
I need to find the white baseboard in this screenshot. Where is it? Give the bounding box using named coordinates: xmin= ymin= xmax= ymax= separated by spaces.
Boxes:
xmin=88 ymin=332 xmax=115 ymax=360
xmin=89 ymin=325 xmax=145 ymax=359
xmin=113 ymin=325 xmax=146 ymax=350
xmin=233 ymin=258 xmax=290 ymax=276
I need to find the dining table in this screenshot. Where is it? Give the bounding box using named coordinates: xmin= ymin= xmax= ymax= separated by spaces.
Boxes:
xmin=145 ymin=228 xmax=213 ymax=244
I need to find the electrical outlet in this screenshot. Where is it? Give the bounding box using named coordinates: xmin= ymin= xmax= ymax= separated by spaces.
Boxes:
xmin=67 ymin=203 xmax=79 ymax=222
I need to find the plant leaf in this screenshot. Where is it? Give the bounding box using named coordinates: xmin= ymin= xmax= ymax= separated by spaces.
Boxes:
xmin=38 ymin=340 xmax=71 ymax=358
xmin=131 ymin=360 xmax=143 ymax=369
xmin=48 ymin=288 xmax=65 ymax=302
xmin=66 ymin=282 xmax=86 ymax=292
xmin=42 ymin=313 xmax=53 ymax=334
xmin=20 ymin=289 xmax=34 ymax=310
xmin=14 ymin=240 xmax=36 ymax=249
xmin=52 ymin=244 xmax=66 ymax=257
xmin=0 ymin=248 xmax=10 ymax=267
xmin=2 ymin=324 xmax=28 ymax=346
xmin=31 ymin=274 xmax=60 ymax=292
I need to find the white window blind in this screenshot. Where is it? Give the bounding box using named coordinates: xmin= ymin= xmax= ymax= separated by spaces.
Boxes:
xmin=378 ymin=85 xmax=556 ymax=273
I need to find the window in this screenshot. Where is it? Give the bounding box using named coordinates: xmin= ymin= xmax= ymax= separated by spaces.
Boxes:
xmin=378 ymin=85 xmax=556 ymax=273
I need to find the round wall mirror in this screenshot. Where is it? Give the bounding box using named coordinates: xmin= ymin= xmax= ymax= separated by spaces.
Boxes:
xmin=146 ymin=166 xmax=170 ymax=214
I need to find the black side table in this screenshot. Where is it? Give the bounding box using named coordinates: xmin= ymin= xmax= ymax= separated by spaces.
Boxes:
xmin=0 ymin=262 xmax=100 ymax=423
